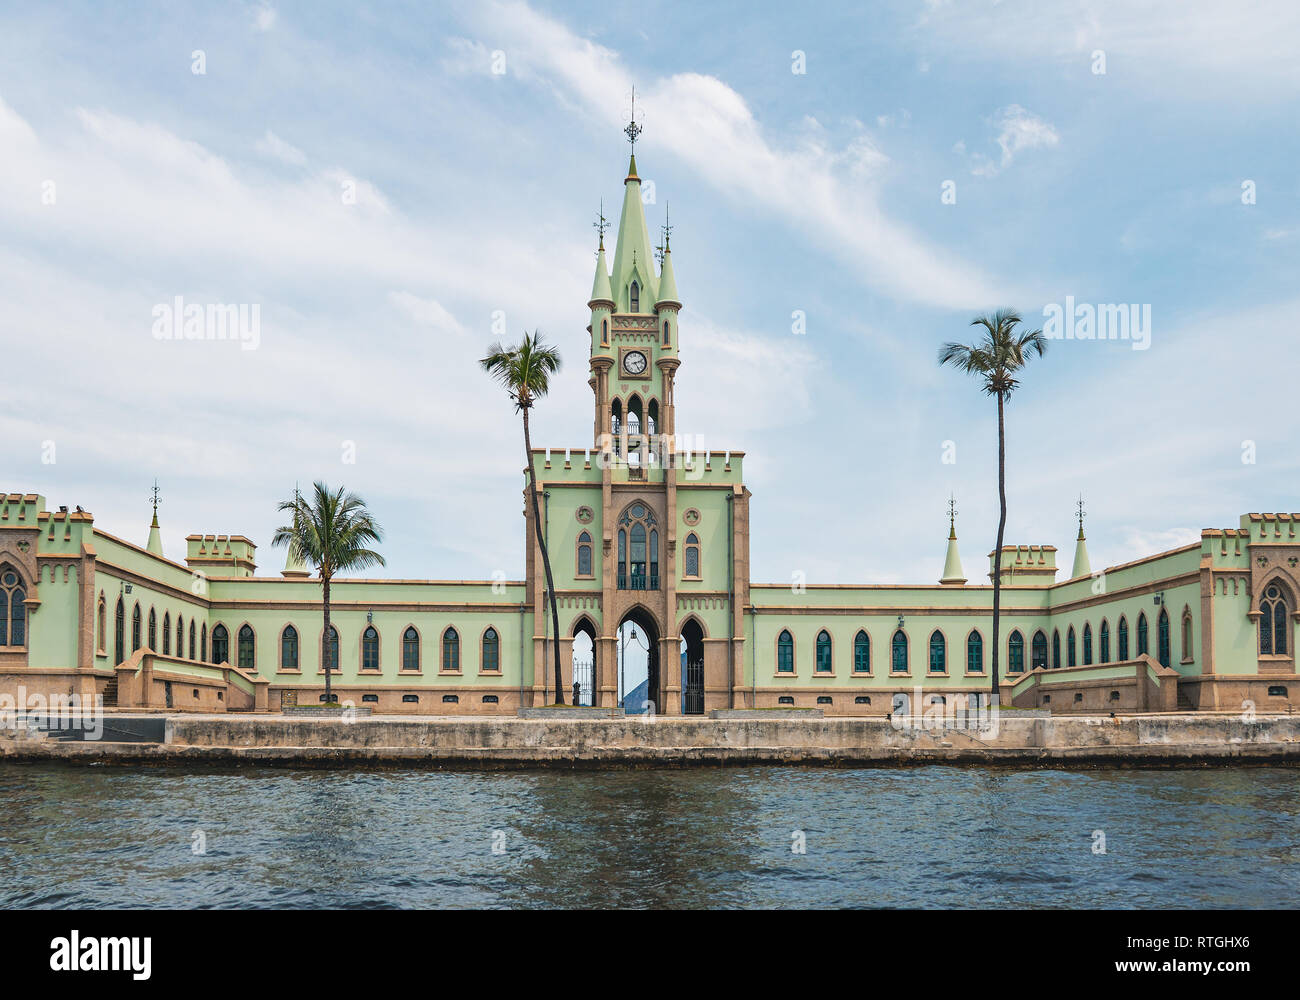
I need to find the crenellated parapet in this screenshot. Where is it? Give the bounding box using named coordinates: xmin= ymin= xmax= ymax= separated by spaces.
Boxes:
xmin=185 ymin=534 xmax=257 ymax=577
xmin=988 ymin=545 xmax=1058 ymax=585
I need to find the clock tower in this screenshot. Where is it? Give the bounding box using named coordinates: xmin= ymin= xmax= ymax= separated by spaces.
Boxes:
xmin=587 ymin=149 xmax=681 ymax=454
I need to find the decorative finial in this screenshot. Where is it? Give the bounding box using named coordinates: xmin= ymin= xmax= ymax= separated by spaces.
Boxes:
xmin=656 ymin=203 xmax=672 ymax=266
xmin=1077 ymin=494 xmax=1087 ymax=538
xmin=624 ymin=86 xmax=643 ymax=152
xmin=150 ymin=479 xmax=161 ymax=516
xmin=594 ymin=198 xmax=609 ymax=251
xmin=948 ymin=494 xmax=957 ymax=538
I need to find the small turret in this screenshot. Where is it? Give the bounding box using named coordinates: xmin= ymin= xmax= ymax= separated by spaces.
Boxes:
xmin=1071 ymin=495 xmax=1091 ymax=578
xmin=939 ymin=496 xmax=966 ymax=585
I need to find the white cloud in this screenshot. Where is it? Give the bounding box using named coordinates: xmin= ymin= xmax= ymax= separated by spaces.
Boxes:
xmin=459 ymin=0 xmax=1012 ymax=310
xmin=253 ymin=4 xmax=277 ymax=32
xmin=255 ymin=129 xmax=305 ymax=165
xmin=969 ymin=104 xmax=1059 ymax=177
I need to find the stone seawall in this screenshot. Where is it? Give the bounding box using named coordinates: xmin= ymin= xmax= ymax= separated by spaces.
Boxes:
xmin=4 ymin=712 xmax=1300 ymax=768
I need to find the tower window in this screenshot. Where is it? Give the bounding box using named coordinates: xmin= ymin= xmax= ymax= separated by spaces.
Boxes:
xmin=577 ymin=531 xmax=593 ymax=577
xmin=683 ymin=533 xmax=700 ymax=578
xmin=1260 ymin=584 xmax=1290 ymax=656
xmin=0 ymin=566 xmax=26 ymax=647
xmin=616 ymin=503 xmax=658 ymax=590
xmin=629 ymin=281 xmax=639 ymax=312
xmin=601 ymin=318 xmax=609 ymax=347
xmin=662 ymin=320 xmax=670 ymax=347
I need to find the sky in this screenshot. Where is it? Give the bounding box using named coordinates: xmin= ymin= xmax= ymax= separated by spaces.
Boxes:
xmin=1 ymin=0 xmax=1298 ymax=586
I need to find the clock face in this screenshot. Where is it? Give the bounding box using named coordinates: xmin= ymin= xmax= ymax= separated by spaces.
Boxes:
xmin=623 ymin=350 xmax=648 ymax=375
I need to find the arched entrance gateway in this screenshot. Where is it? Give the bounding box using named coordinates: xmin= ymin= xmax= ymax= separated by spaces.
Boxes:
xmin=570 ymin=616 xmax=597 ymax=706
xmin=617 ymin=607 xmax=659 ymax=714
xmin=680 ymin=618 xmax=705 ymax=715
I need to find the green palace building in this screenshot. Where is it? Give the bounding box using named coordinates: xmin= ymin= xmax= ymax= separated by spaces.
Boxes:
xmin=2 ymin=143 xmax=1298 ymax=718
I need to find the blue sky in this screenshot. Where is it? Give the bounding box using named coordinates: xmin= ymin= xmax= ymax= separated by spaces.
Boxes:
xmin=1 ymin=0 xmax=1297 ymax=584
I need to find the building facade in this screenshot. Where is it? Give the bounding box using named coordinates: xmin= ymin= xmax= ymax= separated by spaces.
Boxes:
xmin=2 ymin=146 xmax=1298 ymax=717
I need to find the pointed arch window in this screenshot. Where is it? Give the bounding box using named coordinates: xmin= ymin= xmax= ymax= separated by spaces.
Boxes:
xmin=191 ymin=621 xmax=198 ymax=661
xmin=281 ymin=625 xmax=299 ymax=671
xmin=617 ymin=503 xmax=658 ymax=590
xmin=1031 ymin=630 xmax=1048 ymax=670
xmin=1157 ymin=608 xmax=1171 ymax=667
xmin=662 ymin=319 xmax=671 ymax=347
xmin=629 ymin=280 xmax=639 ymax=312
xmin=482 ymin=627 xmax=500 ymax=673
xmin=1083 ymin=623 xmax=1093 ymax=665
xmin=132 ymin=604 xmax=142 ymax=652
xmin=967 ymin=630 xmax=984 ymax=673
xmin=238 ymin=624 xmax=255 ymax=670
xmin=777 ymin=630 xmax=794 ymax=673
xmin=1066 ymin=626 xmax=1076 ymax=667
xmin=402 ymin=627 xmax=420 ymax=671
xmin=0 ymin=566 xmax=26 ymax=647
xmin=1052 ymin=629 xmax=1061 ymax=669
xmin=1137 ymin=613 xmax=1149 ymax=657
xmin=361 ymin=625 xmax=379 ymax=671
xmin=577 ymin=531 xmax=593 ymax=578
xmin=322 ymin=625 xmax=339 ymax=673
xmin=929 ymin=631 xmax=946 ymax=673
xmin=115 ymin=597 xmax=125 ymax=663
xmin=815 ymin=630 xmax=832 ymax=673
xmin=1260 ymin=584 xmax=1290 ymax=655
xmin=854 ymin=630 xmax=871 ymax=673
xmin=211 ymin=623 xmax=228 ymax=664
xmin=201 ymin=623 xmax=207 ymax=662
xmin=147 ymin=608 xmax=157 ymax=651
xmin=684 ymin=533 xmax=700 ymax=579
xmin=1118 ymin=616 xmax=1129 ymax=661
xmin=176 ymin=616 xmax=184 ymax=659
xmin=1100 ymin=620 xmax=1111 ymax=663
xmin=162 ymin=612 xmax=171 ymax=655
xmin=891 ymin=630 xmax=908 ymax=674
xmin=442 ymin=627 xmax=460 ymax=673
xmin=1008 ymin=631 xmax=1024 ymax=673
xmin=601 ymin=318 xmax=609 ymax=347
xmin=1181 ymin=610 xmax=1193 ymax=662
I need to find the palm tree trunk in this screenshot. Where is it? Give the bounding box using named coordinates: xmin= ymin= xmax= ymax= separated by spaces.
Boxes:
xmin=991 ymin=391 xmax=1007 ymax=701
xmin=322 ymin=576 xmax=333 ymax=704
xmin=522 ymin=407 xmax=564 ymax=704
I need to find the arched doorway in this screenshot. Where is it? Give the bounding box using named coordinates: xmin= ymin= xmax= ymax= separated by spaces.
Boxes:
xmin=617 ymin=607 xmax=659 ymax=714
xmin=681 ymin=618 xmax=705 ymax=715
xmin=571 ymin=617 xmax=597 ymax=707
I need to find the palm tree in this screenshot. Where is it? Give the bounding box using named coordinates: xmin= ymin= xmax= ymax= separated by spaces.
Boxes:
xmin=272 ymin=482 xmax=385 ymax=705
xmin=938 ymin=310 xmax=1047 ymax=698
xmin=480 ymin=332 xmax=565 ymax=704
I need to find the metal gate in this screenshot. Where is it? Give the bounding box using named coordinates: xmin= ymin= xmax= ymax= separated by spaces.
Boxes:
xmin=684 ymin=658 xmax=704 ymax=715
xmin=572 ymin=657 xmax=594 ymax=706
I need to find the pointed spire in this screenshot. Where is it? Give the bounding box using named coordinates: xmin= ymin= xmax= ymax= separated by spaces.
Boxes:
xmin=940 ymin=495 xmax=967 ymax=585
xmin=146 ymin=479 xmax=164 ymax=557
xmin=590 ymin=200 xmax=614 ymax=306
xmin=611 ymin=93 xmax=656 ymax=311
xmin=655 ymin=205 xmax=679 ymax=308
xmin=1071 ymin=494 xmax=1091 ymax=578
xmin=282 ymin=483 xmax=310 ymax=578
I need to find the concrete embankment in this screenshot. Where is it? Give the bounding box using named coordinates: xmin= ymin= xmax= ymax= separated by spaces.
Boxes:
xmin=4 ymin=712 xmax=1300 ymax=768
